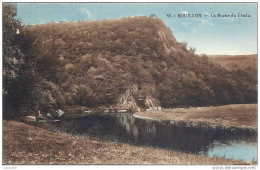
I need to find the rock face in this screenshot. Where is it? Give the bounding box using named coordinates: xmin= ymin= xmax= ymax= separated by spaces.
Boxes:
xmin=116 ymin=85 xmax=140 ymax=111
xmin=115 ymin=85 xmax=161 ymax=111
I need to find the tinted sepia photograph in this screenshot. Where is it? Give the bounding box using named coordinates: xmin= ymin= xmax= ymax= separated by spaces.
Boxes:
xmin=2 ymin=2 xmax=258 ymax=166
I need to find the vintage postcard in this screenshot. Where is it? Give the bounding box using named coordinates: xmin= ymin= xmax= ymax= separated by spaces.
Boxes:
xmin=2 ymin=2 xmax=258 ymax=168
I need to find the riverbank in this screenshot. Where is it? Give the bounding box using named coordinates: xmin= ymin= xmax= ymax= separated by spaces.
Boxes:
xmin=134 ymin=104 xmax=257 ymax=129
xmin=3 ymin=120 xmax=249 ymax=165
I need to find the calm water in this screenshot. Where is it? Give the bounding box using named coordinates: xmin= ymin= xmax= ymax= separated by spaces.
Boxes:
xmin=55 ymin=113 xmax=257 ymax=163
xmin=204 ymin=139 xmax=257 ymax=162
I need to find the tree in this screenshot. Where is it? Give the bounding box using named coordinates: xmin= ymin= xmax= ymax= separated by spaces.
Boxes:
xmin=3 ymin=3 xmax=36 ymax=118
xmin=180 ymin=41 xmax=188 ymax=51
xmin=189 ymin=47 xmax=196 ymax=54
xmin=149 ymin=14 xmax=157 ymax=18
xmin=3 ymin=3 xmax=23 ymax=117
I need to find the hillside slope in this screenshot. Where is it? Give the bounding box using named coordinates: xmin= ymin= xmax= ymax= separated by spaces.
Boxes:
xmin=24 ymin=16 xmax=257 ymax=113
xmin=208 ymin=54 xmax=257 ymax=76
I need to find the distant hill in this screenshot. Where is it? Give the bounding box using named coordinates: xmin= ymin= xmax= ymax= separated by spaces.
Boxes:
xmin=23 ymin=16 xmax=257 ymax=113
xmin=207 ymin=54 xmax=257 ymax=75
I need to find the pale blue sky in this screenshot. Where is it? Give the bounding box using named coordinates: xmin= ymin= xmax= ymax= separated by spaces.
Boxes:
xmin=16 ymin=3 xmax=257 ymax=55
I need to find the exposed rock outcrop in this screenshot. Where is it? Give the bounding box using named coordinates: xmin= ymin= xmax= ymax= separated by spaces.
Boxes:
xmin=115 ymin=85 xmax=161 ymax=111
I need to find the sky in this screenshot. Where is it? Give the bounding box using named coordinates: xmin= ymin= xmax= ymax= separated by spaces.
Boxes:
xmin=15 ymin=3 xmax=257 ymax=55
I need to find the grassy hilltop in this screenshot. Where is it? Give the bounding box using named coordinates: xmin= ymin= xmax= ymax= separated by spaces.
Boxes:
xmin=20 ymin=16 xmax=257 ymax=114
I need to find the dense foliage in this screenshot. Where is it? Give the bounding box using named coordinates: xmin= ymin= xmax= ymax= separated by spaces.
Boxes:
xmin=26 ymin=17 xmax=257 ymax=110
xmin=3 ymin=4 xmax=37 ymax=118
xmin=3 ymin=5 xmax=257 ymax=117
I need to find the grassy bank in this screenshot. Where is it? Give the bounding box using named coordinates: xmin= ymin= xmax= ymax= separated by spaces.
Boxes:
xmin=3 ymin=120 xmax=248 ymax=165
xmin=135 ymin=104 xmax=257 ymax=128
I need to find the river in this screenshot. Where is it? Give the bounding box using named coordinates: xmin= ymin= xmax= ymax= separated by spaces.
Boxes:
xmin=52 ymin=112 xmax=257 ymax=163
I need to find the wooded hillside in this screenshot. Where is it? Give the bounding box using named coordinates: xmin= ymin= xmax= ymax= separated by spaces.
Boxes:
xmin=26 ymin=17 xmax=257 ymax=111
xmin=3 ymin=4 xmax=257 ymax=117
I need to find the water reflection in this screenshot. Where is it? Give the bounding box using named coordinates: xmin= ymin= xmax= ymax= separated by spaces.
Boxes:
xmin=55 ymin=113 xmax=257 ymax=162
